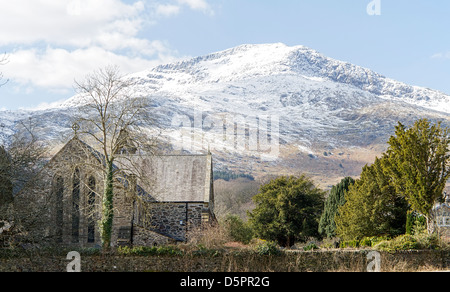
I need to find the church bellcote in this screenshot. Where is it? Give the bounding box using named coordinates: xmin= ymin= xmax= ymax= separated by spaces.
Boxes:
xmin=115 ymin=129 xmax=137 ymax=155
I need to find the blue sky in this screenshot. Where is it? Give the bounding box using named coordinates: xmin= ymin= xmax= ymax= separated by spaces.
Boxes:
xmin=1 ymin=0 xmax=449 ymax=110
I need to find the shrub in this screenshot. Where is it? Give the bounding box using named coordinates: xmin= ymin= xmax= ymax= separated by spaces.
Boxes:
xmin=374 ymin=235 xmax=420 ymax=252
xmin=223 ymin=215 xmax=254 ymax=244
xmin=254 ymin=240 xmax=281 ymax=256
xmin=358 ymin=236 xmax=391 ymax=248
xmin=339 ymin=240 xmax=360 ymax=248
xmin=303 ymin=242 xmax=320 ymax=251
xmin=359 ymin=237 xmax=372 ymax=248
xmin=118 ymin=245 xmax=182 ymax=256
xmin=191 ymin=244 xmax=224 ymax=257
xmin=187 ymin=224 xmax=228 ymax=249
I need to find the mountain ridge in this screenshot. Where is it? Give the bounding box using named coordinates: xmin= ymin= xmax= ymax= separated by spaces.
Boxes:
xmin=2 ymin=43 xmax=450 ymax=188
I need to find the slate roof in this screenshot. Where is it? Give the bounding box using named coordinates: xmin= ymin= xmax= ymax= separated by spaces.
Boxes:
xmin=117 ymin=154 xmax=213 ymax=203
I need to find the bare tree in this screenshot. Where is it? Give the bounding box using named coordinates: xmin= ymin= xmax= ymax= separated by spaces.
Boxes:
xmin=0 ymin=118 xmax=49 ymax=247
xmin=73 ymin=65 xmax=155 ymax=248
xmin=8 ymin=119 xmax=48 ymax=194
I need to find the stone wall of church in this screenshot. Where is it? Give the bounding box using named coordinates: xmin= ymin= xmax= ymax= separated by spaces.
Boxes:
xmin=132 ymin=226 xmax=175 ymax=246
xmin=111 ymin=182 xmax=135 ymax=247
xmin=133 ymin=202 xmax=210 ymax=243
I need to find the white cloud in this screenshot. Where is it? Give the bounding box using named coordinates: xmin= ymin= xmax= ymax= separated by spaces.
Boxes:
xmin=431 ymin=52 xmax=450 ymax=60
xmin=6 ymin=46 xmax=179 ymax=91
xmin=0 ymin=0 xmax=146 ymax=48
xmin=0 ymin=0 xmax=215 ymax=51
xmin=156 ymin=4 xmax=181 ymax=17
xmin=177 ymin=0 xmax=214 ymax=15
xmin=154 ymin=0 xmax=214 ymax=17
xmin=0 ymin=0 xmax=214 ymax=99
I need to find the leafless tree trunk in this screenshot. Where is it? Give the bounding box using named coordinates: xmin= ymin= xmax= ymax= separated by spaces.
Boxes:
xmin=73 ymin=65 xmax=156 ymax=248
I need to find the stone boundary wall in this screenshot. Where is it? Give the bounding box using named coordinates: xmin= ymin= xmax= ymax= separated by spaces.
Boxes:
xmin=0 ymin=250 xmax=448 ymax=272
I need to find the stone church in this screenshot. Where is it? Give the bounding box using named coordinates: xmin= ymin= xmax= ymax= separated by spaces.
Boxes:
xmin=12 ymin=135 xmax=216 ymax=247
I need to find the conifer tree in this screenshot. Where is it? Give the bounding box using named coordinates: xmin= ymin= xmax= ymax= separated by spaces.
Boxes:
xmin=319 ymin=177 xmax=354 ymax=238
xmin=382 ymin=119 xmax=450 ymax=234
xmin=335 ymin=157 xmax=408 ymax=241
xmin=249 ymin=175 xmax=324 ymax=246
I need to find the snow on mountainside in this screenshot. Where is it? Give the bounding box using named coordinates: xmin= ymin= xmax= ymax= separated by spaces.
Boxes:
xmin=122 ymin=43 xmax=450 ymax=112
xmin=62 ymin=43 xmax=450 ymax=113
xmin=3 ymin=43 xmax=450 ymax=187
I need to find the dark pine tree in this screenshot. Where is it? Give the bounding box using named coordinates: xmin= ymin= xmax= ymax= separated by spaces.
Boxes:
xmin=318 ymin=177 xmax=355 ymax=238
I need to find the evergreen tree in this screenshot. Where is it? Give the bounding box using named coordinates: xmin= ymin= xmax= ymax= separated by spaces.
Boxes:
xmin=249 ymin=175 xmax=325 ymax=247
xmin=335 ymin=157 xmax=409 ymax=241
xmin=318 ymin=177 xmax=355 ymax=238
xmin=383 ymin=119 xmax=450 ymax=234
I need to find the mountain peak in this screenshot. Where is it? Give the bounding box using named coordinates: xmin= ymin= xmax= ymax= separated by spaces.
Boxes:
xmin=126 ymin=43 xmax=449 ymax=113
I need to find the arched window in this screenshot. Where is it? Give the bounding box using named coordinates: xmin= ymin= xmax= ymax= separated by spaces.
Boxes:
xmin=87 ymin=176 xmax=96 ymax=243
xmin=54 ymin=176 xmax=64 ymax=243
xmin=72 ymin=168 xmax=80 ymax=243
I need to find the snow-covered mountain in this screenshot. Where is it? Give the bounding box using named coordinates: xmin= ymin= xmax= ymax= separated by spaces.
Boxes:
xmin=2 ymin=43 xmax=450 ymax=187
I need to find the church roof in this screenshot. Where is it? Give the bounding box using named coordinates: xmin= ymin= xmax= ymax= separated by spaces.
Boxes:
xmin=118 ymin=154 xmax=213 ymax=203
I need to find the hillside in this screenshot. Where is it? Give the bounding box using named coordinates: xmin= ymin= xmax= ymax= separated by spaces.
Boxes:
xmin=2 ymin=43 xmax=450 ymax=188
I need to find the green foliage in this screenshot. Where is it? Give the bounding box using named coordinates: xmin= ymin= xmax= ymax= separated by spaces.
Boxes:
xmin=383 ymin=119 xmax=450 ymax=230
xmin=248 ymin=175 xmax=325 ymax=247
xmin=375 ymin=235 xmax=420 ymax=252
xmin=303 ymin=242 xmax=320 ymax=251
xmin=335 ymin=157 xmax=409 ymax=241
xmin=375 ymin=220 xmax=441 ymax=252
xmin=359 ymin=237 xmax=372 ymax=247
xmin=339 ymin=236 xmax=390 ymax=249
xmin=100 ymin=161 xmax=114 ymax=249
xmin=339 ymin=240 xmax=360 ymax=249
xmin=118 ymin=245 xmax=183 ymax=256
xmin=191 ymin=244 xmax=224 ymax=257
xmin=214 ymin=170 xmax=255 ymax=182
xmin=406 ymin=211 xmax=426 ymax=235
xmin=254 ymin=240 xmax=281 ymax=256
xmin=319 ymin=177 xmax=355 ymax=238
xmin=223 ymin=215 xmax=254 ymax=244
xmin=405 ymin=211 xmax=414 ymax=235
